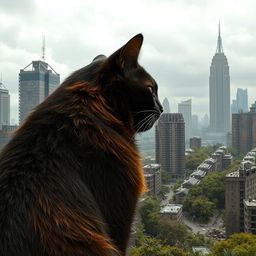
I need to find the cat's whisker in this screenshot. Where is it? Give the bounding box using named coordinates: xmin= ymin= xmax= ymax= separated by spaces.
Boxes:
xmin=143 ymin=114 xmax=155 ymax=132
xmin=134 ymin=113 xmax=154 ymax=135
xmin=134 ymin=113 xmax=154 ymax=130
xmin=133 ymin=110 xmax=159 ymax=115
xmin=134 ymin=113 xmax=154 ymax=129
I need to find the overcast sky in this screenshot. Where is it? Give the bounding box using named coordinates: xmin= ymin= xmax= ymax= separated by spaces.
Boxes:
xmin=1 ymin=0 xmax=256 ymax=124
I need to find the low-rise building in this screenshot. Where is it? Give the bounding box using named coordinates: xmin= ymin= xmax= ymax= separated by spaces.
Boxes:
xmin=190 ymin=136 xmax=202 ymax=149
xmin=143 ymin=164 xmax=161 ymax=196
xmin=160 ymin=204 xmax=183 ymax=221
xmin=190 ymin=169 xmax=206 ymax=180
xmin=175 ymin=187 xmax=189 ymax=204
xmin=182 ymin=177 xmax=200 ymax=189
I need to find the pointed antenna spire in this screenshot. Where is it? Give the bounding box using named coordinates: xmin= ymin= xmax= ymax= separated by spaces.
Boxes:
xmin=42 ymin=34 xmax=45 ymax=61
xmin=216 ymin=22 xmax=224 ymax=54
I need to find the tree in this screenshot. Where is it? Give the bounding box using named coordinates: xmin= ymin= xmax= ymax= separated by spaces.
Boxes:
xmin=139 ymin=197 xmax=160 ymax=237
xmin=129 ymin=238 xmax=188 ymax=256
xmin=162 ymin=169 xmax=171 ymax=183
xmin=210 ymin=233 xmax=256 ymax=256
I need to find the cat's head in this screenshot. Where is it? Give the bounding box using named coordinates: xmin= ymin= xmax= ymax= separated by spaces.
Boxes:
xmin=95 ymin=34 xmax=163 ymax=133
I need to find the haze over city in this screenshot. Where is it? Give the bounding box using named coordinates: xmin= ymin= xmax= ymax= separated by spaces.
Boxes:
xmin=1 ymin=0 xmax=256 ymax=123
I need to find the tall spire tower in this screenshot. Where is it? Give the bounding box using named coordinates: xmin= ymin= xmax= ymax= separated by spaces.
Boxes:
xmin=209 ymin=23 xmax=230 ymax=137
xmin=216 ymin=22 xmax=224 ymax=53
xmin=42 ymin=34 xmax=45 ymax=61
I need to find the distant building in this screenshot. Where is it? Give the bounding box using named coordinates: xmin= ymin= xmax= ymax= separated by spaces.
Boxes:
xmin=19 ymin=60 xmax=60 ymax=123
xmin=160 ymin=204 xmax=183 ymax=221
xmin=191 ymin=114 xmax=199 ymax=136
xmin=232 ymin=101 xmax=256 ymax=154
xmin=225 ymin=150 xmax=256 ymax=237
xmin=178 ymin=99 xmax=192 ymax=142
xmin=137 ymin=127 xmax=155 ymax=158
xmin=143 ymin=164 xmax=161 ymax=196
xmin=0 ymin=78 xmax=10 ymax=125
xmin=236 ymin=88 xmax=248 ymax=113
xmin=0 ymin=125 xmax=18 ymax=150
xmin=209 ymin=23 xmax=230 ymax=134
xmin=162 ymin=97 xmax=170 ymax=113
xmin=155 ymin=113 xmax=185 ymax=181
xmin=190 ymin=136 xmax=201 ymax=149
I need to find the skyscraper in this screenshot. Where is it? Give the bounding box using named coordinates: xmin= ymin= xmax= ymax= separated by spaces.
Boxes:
xmin=178 ymin=99 xmax=192 ymax=141
xmin=162 ymin=97 xmax=170 ymax=113
xmin=155 ymin=113 xmax=185 ymax=180
xmin=232 ymin=102 xmax=256 ymax=154
xmin=19 ymin=60 xmax=60 ymax=123
xmin=209 ymin=24 xmax=230 ymax=134
xmin=0 ymin=77 xmax=10 ymax=125
xmin=231 ymin=89 xmax=248 ymax=113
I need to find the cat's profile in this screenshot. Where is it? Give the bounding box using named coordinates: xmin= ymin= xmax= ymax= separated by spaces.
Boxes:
xmin=0 ymin=34 xmax=162 ymax=256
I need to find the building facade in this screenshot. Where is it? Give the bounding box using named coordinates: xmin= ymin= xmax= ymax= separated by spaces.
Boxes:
xmin=231 ymin=88 xmax=248 ymax=113
xmin=19 ymin=60 xmax=60 ymax=123
xmin=143 ymin=164 xmax=161 ymax=196
xmin=155 ymin=113 xmax=185 ymax=180
xmin=190 ymin=136 xmax=201 ymax=149
xmin=225 ymin=149 xmax=256 ymax=237
xmin=0 ymin=79 xmax=10 ymax=125
xmin=178 ymin=99 xmax=192 ymax=142
xmin=232 ymin=102 xmax=256 ymax=154
xmin=162 ymin=97 xmax=170 ymax=113
xmin=209 ymin=24 xmax=230 ymax=134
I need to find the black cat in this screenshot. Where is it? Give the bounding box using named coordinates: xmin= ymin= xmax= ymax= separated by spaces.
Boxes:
xmin=0 ymin=34 xmax=162 ymax=256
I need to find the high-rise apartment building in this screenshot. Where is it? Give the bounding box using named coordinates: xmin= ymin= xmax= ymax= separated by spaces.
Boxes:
xmin=232 ymin=102 xmax=256 ymax=154
xmin=162 ymin=97 xmax=170 ymax=113
xmin=209 ymin=24 xmax=230 ymax=134
xmin=0 ymin=78 xmax=10 ymax=125
xmin=19 ymin=60 xmax=60 ymax=123
xmin=225 ymin=149 xmax=256 ymax=237
xmin=155 ymin=113 xmax=185 ymax=180
xmin=178 ymin=99 xmax=191 ymax=142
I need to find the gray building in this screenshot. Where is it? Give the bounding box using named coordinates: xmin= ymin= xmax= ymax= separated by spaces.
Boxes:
xmin=231 ymin=88 xmax=248 ymax=114
xmin=209 ymin=24 xmax=230 ymax=134
xmin=0 ymin=78 xmax=10 ymax=125
xmin=155 ymin=113 xmax=185 ymax=180
xmin=225 ymin=150 xmax=256 ymax=237
xmin=178 ymin=99 xmax=192 ymax=142
xmin=19 ymin=60 xmax=60 ymax=123
xmin=143 ymin=164 xmax=161 ymax=196
xmin=162 ymin=97 xmax=170 ymax=113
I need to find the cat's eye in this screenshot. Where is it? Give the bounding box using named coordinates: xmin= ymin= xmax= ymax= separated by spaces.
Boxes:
xmin=147 ymin=86 xmax=154 ymax=93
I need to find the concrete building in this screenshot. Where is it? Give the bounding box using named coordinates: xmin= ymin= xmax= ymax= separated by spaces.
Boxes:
xmin=175 ymin=187 xmax=189 ymax=204
xmin=160 ymin=204 xmax=183 ymax=221
xmin=0 ymin=78 xmax=10 ymax=125
xmin=231 ymin=88 xmax=248 ymax=113
xmin=182 ymin=177 xmax=200 ymax=189
xmin=155 ymin=113 xmax=185 ymax=180
xmin=143 ymin=164 xmax=161 ymax=196
xmin=190 ymin=136 xmax=201 ymax=149
xmin=225 ymin=150 xmax=256 ymax=237
xmin=162 ymin=97 xmax=170 ymax=113
xmin=232 ymin=102 xmax=256 ymax=154
xmin=209 ymin=24 xmax=230 ymax=134
xmin=19 ymin=60 xmax=60 ymax=123
xmin=0 ymin=125 xmax=18 ymax=150
xmin=244 ymin=199 xmax=256 ymax=234
xmin=178 ymin=99 xmax=192 ymax=142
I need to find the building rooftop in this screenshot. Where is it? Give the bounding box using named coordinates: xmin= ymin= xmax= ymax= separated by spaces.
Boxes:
xmin=191 ymin=170 xmax=206 ymax=177
xmin=226 ymin=170 xmax=239 ymax=177
xmin=143 ymin=164 xmax=160 ymax=169
xmin=160 ymin=204 xmax=182 ymax=214
xmin=244 ymin=199 xmax=256 ymax=207
xmin=175 ymin=187 xmax=189 ymax=195
xmin=192 ymin=247 xmax=210 ymax=254
xmin=198 ymin=163 xmax=212 ymax=170
xmin=204 ymin=158 xmax=217 ymax=164
xmin=183 ymin=177 xmax=200 ymax=186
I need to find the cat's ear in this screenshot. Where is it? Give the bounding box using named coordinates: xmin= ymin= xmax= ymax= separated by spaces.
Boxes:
xmin=109 ymin=34 xmax=143 ymax=73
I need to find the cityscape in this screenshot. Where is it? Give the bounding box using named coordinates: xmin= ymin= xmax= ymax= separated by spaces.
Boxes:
xmin=1 ymin=0 xmax=256 ymax=255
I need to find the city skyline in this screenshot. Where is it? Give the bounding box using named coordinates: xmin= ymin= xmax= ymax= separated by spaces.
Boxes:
xmin=1 ymin=0 xmax=256 ymax=123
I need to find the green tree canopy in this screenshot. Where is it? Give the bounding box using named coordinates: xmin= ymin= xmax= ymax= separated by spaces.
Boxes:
xmin=210 ymin=233 xmax=256 ymax=256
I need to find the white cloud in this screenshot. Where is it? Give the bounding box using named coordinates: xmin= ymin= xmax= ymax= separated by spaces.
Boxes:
xmin=0 ymin=0 xmax=256 ymax=122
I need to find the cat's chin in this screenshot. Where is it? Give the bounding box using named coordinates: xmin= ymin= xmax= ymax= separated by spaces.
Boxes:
xmin=136 ymin=113 xmax=161 ymax=133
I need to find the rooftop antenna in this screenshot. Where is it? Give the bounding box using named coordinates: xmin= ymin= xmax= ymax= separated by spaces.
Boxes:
xmin=0 ymin=74 xmax=7 ymax=89
xmin=42 ymin=34 xmax=45 ymax=61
